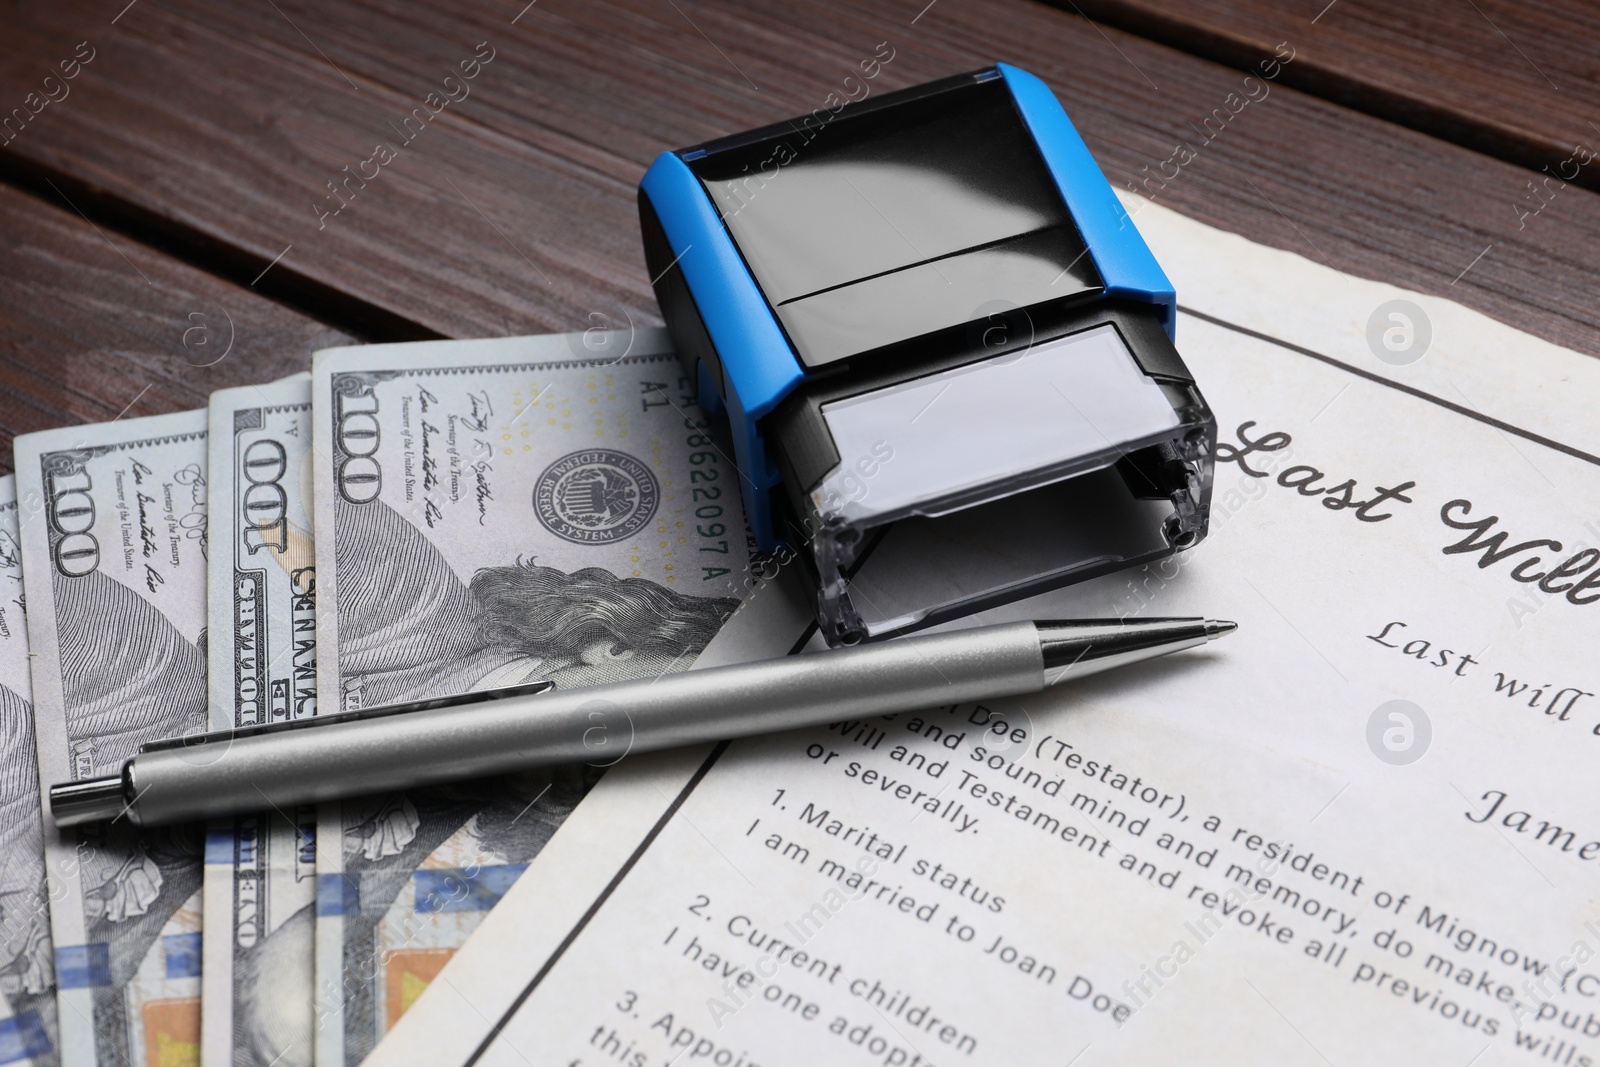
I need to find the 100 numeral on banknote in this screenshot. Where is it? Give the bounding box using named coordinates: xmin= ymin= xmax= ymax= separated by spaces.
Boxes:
xmin=211 ymin=380 xmax=318 ymax=727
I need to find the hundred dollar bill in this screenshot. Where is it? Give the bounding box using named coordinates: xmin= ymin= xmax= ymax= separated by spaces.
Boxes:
xmin=309 ymin=329 xmax=749 ymax=1065
xmin=200 ymin=376 xmax=318 ymax=1067
xmin=15 ymin=411 xmax=209 ymax=1067
xmin=0 ymin=475 xmax=61 ymax=1067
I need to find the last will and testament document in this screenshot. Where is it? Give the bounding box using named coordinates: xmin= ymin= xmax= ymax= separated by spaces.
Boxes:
xmin=370 ymin=197 xmax=1600 ymax=1066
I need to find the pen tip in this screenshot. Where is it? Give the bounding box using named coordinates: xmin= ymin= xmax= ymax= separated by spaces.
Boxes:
xmin=1204 ymin=620 xmax=1238 ymax=641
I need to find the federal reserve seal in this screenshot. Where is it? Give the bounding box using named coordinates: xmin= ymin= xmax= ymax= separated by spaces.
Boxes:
xmin=533 ymin=449 xmax=660 ymax=544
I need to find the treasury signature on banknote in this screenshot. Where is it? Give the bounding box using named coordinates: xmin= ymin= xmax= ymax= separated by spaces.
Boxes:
xmin=15 ymin=411 xmax=209 ymax=1067
xmin=309 ymin=329 xmax=750 ymax=1065
xmin=201 ymin=376 xmax=320 ymax=1067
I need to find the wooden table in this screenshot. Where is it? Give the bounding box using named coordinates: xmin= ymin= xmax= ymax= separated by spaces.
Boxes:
xmin=3 ymin=0 xmax=1597 ymax=471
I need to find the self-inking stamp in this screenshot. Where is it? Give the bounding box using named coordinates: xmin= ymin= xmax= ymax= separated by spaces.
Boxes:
xmin=640 ymin=64 xmax=1216 ymax=646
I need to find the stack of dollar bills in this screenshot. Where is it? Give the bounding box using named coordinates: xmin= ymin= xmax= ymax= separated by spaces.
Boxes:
xmin=0 ymin=329 xmax=751 ymax=1067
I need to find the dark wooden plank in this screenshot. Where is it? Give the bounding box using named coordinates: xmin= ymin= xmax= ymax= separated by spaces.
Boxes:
xmin=0 ymin=182 xmax=352 ymax=472
xmin=0 ymin=8 xmax=653 ymax=343
xmin=1063 ymin=0 xmax=1600 ymax=189
xmin=3 ymin=0 xmax=1600 ymax=366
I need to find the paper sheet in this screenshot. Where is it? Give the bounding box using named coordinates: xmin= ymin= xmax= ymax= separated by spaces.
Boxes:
xmin=367 ymin=195 xmax=1600 ymax=1066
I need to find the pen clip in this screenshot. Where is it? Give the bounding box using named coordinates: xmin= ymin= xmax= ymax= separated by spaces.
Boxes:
xmin=139 ymin=679 xmax=558 ymax=754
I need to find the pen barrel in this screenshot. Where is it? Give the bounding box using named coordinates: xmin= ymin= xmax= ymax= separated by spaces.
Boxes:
xmin=124 ymin=620 xmax=1046 ymax=826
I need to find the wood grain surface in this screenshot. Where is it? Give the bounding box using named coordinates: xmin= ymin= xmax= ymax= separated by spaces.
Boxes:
xmin=1 ymin=0 xmax=1596 ymax=457
xmin=1065 ymin=0 xmax=1600 ymax=187
xmin=0 ymin=182 xmax=351 ymax=471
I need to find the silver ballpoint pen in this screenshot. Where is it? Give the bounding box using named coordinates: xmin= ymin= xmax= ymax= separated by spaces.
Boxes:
xmin=50 ymin=616 xmax=1235 ymax=829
